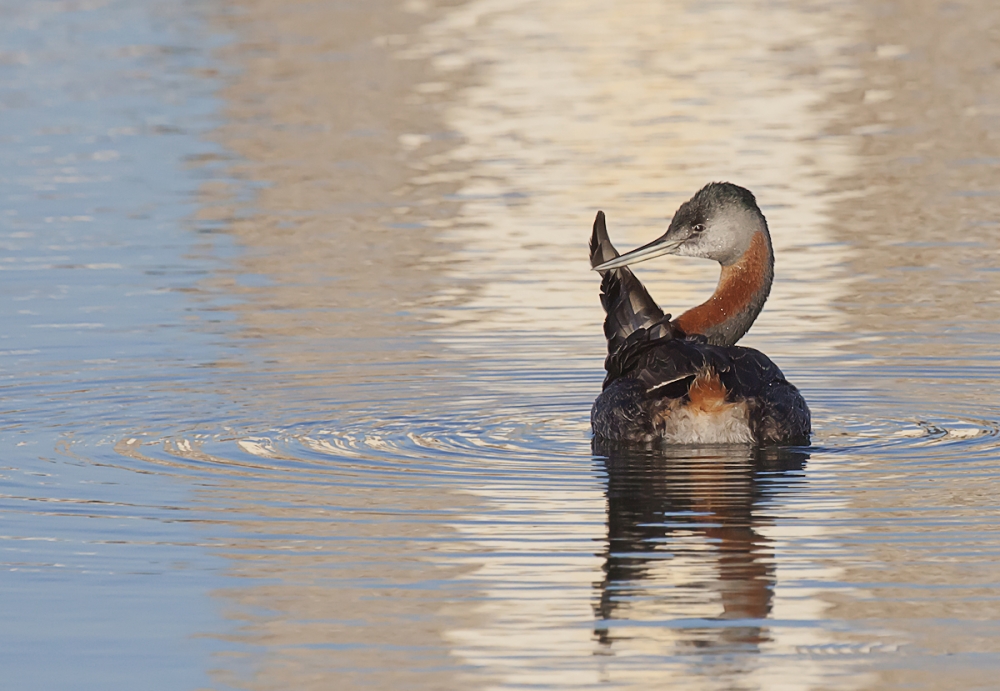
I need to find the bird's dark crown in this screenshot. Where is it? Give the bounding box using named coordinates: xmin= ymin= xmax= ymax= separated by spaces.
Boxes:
xmin=672 ymin=182 xmax=762 ymax=227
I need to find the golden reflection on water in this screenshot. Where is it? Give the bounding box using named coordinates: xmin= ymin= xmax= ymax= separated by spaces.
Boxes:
xmin=188 ymin=0 xmax=1000 ymax=688
xmin=412 ymin=1 xmax=862 ymax=688
xmin=199 ymin=1 xmax=492 ymax=689
xmin=819 ymin=3 xmax=1000 ymax=689
xmin=207 ymin=0 xmax=468 ymax=353
xmin=405 ymin=0 xmax=859 ymax=351
xmin=827 ymin=0 xmax=1000 ymax=359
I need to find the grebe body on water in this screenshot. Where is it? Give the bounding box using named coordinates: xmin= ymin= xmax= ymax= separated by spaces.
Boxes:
xmin=590 ymin=182 xmax=810 ymax=446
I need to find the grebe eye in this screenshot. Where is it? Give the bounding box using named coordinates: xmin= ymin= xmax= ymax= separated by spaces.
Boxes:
xmin=692 ymin=223 xmax=705 ymax=234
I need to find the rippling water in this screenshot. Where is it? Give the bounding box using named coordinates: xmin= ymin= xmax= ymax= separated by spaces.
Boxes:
xmin=4 ymin=0 xmax=1000 ymax=689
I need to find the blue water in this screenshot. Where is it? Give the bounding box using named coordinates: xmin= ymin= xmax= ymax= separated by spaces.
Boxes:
xmin=0 ymin=2 xmax=238 ymax=688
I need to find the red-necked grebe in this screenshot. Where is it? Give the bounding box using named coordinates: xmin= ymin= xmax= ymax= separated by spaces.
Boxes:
xmin=590 ymin=182 xmax=810 ymax=445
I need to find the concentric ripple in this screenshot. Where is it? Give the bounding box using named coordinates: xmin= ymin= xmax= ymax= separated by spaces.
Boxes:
xmin=110 ymin=396 xmax=596 ymax=487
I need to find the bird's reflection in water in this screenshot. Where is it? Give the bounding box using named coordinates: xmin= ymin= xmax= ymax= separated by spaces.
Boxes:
xmin=593 ymin=440 xmax=808 ymax=655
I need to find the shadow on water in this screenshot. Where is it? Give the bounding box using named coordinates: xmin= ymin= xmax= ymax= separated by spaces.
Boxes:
xmin=593 ymin=442 xmax=808 ymax=654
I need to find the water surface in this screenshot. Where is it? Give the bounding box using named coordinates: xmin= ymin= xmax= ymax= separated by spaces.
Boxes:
xmin=4 ymin=0 xmax=1000 ymax=689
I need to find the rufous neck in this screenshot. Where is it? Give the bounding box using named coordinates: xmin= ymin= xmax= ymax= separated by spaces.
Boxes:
xmin=673 ymin=230 xmax=773 ymax=346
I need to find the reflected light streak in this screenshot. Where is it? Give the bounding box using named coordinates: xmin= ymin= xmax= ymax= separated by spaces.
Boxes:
xmin=403 ymin=0 xmax=860 ymax=357
xmin=401 ymin=2 xmax=867 ymax=686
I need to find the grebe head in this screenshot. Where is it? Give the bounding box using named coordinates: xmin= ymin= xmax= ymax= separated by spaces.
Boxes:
xmin=592 ymin=182 xmax=774 ymax=345
xmin=593 ymin=182 xmax=770 ymax=271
